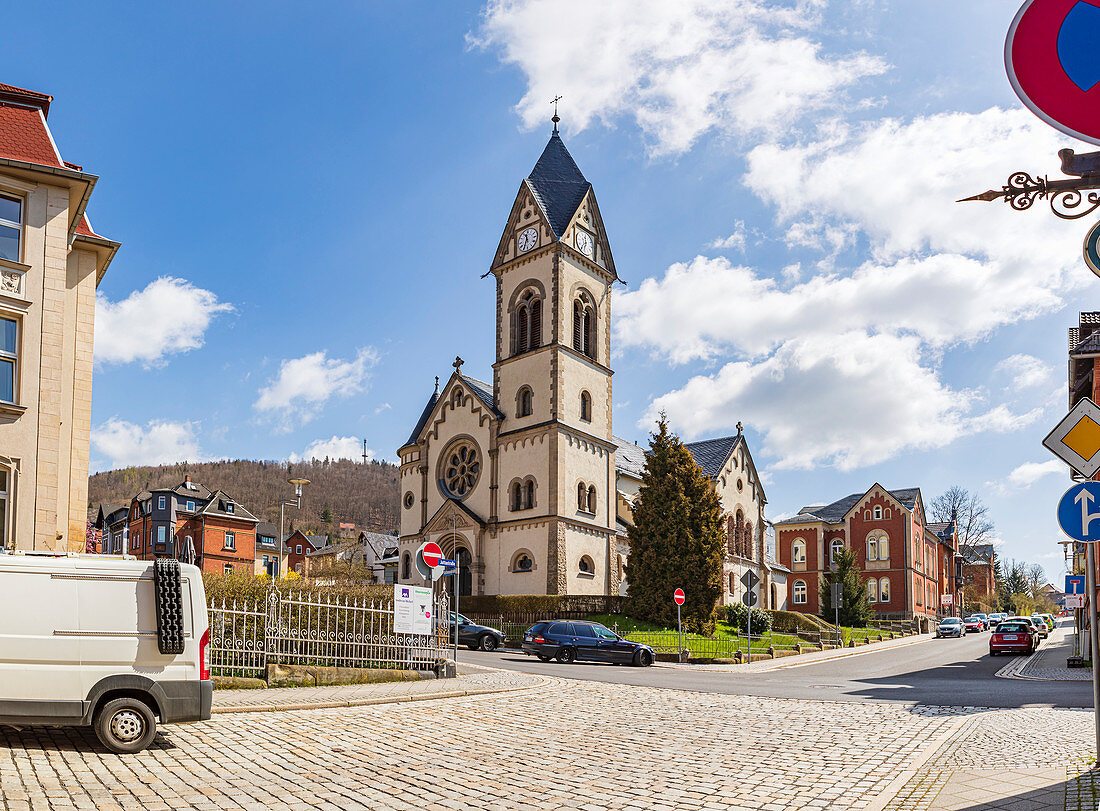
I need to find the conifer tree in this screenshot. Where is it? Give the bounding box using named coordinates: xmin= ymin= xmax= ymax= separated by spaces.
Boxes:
xmin=820 ymin=547 xmax=873 ymax=627
xmin=627 ymin=416 xmax=725 ymax=634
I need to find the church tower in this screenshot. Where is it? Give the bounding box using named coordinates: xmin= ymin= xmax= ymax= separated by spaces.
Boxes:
xmin=486 ymin=119 xmax=621 ymax=595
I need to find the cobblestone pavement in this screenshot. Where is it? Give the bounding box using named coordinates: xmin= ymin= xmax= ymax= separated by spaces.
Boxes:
xmin=211 ymin=668 xmax=544 ymax=712
xmin=1 ymin=675 xmax=1096 ymax=810
xmin=995 ymin=624 xmax=1091 ymax=682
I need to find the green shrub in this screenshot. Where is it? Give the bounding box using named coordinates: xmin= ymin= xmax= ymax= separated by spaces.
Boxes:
xmin=202 ymin=570 xmax=391 ymax=607
xmin=725 ymin=602 xmax=772 ymax=634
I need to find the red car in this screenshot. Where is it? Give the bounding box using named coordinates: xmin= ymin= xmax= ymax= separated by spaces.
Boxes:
xmin=989 ymin=620 xmax=1036 ymax=656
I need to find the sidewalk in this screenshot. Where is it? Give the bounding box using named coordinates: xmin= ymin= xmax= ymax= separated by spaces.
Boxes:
xmin=656 ymin=630 xmax=933 ymax=673
xmin=211 ymin=664 xmax=545 ymax=714
xmin=996 ymin=623 xmax=1090 ymax=681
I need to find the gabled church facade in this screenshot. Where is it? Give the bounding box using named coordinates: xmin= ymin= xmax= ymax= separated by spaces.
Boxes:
xmin=397 ymin=127 xmax=776 ymax=599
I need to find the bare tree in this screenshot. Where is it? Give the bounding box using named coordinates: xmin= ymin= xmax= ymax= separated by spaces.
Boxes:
xmin=929 ymin=486 xmax=995 ymax=560
xmin=1024 ymin=563 xmax=1047 ymax=598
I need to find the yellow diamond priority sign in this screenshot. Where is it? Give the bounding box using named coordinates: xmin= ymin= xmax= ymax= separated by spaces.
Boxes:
xmin=1043 ymin=397 xmax=1100 ymax=478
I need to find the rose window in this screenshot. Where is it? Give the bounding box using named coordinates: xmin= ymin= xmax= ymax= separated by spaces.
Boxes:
xmin=442 ymin=443 xmax=480 ymax=498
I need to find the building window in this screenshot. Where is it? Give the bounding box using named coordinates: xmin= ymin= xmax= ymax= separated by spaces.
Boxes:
xmin=830 ymin=539 xmax=843 ymax=564
xmin=580 ymin=391 xmax=591 ymax=422
xmin=868 ymin=579 xmax=878 ymax=602
xmin=512 ymin=550 xmax=534 ymax=572
xmin=578 ymin=555 xmax=594 ymax=575
xmin=404 ymin=491 xmax=414 ymax=509
xmin=0 ymin=317 xmax=17 ymax=404
xmin=402 ymin=553 xmax=411 ymax=579
xmin=728 ymin=572 xmax=736 ymax=593
xmin=792 ymin=580 xmax=807 ymax=604
xmin=513 ymin=290 xmax=542 ymax=355
xmin=295 ymin=563 xmax=303 ymax=573
xmin=873 ymin=505 xmax=882 ymax=520
xmin=186 ymin=500 xmax=195 ymax=512
xmin=511 ymin=482 xmax=522 ymax=511
xmin=792 ymin=539 xmax=806 ymax=563
xmin=578 ymin=482 xmax=587 ymax=512
xmin=880 ymin=577 xmax=890 ymax=603
xmin=440 ymin=440 xmax=481 ymax=499
xmin=158 ymin=496 xmax=166 ymax=510
xmin=0 ymin=465 xmax=8 ymax=550
xmin=0 ymin=194 xmax=22 ymax=263
xmin=524 ymin=479 xmax=535 ymax=510
xmin=618 ymin=555 xmax=626 ymax=581
xmin=867 ymin=538 xmax=878 ymax=561
xmin=867 ymin=534 xmax=888 ymax=562
xmin=587 ymin=485 xmax=597 ymax=514
xmin=517 ymin=386 xmax=533 ymax=417
xmin=226 ymin=503 xmax=234 ymax=514
xmin=224 ymin=564 xmax=233 ymax=573
xmin=224 ymin=532 xmax=236 ymax=551
xmin=296 ymin=544 xmax=302 ymax=555
xmin=157 ymin=526 xmax=166 ymax=546
xmin=572 ymin=295 xmax=596 ymax=359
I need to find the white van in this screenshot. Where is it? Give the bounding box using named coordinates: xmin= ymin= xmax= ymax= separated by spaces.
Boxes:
xmin=0 ymin=552 xmax=212 ymax=752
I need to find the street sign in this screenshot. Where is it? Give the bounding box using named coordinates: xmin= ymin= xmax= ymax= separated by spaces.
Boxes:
xmin=673 ymin=588 xmax=685 ymax=606
xmin=741 ymin=590 xmax=758 ymax=607
xmin=1067 ymin=594 xmax=1087 ymax=609
xmin=830 ymin=582 xmax=842 ymax=608
xmin=422 ymin=542 xmax=443 ymax=568
xmin=941 ymin=593 xmax=954 ymax=606
xmin=1006 ymin=0 xmax=1100 ymax=145
xmin=741 ymin=570 xmax=760 ymax=589
xmin=1058 ymin=482 xmax=1100 ymax=541
xmin=1068 ymin=574 xmax=1087 ymax=594
xmin=439 ymin=558 xmax=456 ymax=568
xmin=1043 ymin=397 xmax=1100 ymax=478
xmin=1085 ymin=220 xmax=1100 ymax=279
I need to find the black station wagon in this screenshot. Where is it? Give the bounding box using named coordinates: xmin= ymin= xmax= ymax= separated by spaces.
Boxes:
xmin=522 ymin=620 xmax=654 ymax=666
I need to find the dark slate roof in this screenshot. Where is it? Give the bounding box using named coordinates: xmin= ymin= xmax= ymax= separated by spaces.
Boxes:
xmin=460 ymin=374 xmax=504 ymax=419
xmin=403 ymin=387 xmax=439 ymax=447
xmin=1072 ymin=331 xmax=1100 ymax=357
xmin=305 ymin=534 xmax=328 ymax=551
xmin=774 ymin=487 xmax=921 ymax=526
xmin=526 ymin=134 xmax=591 ymax=237
xmin=199 ymin=490 xmax=259 ymax=522
xmin=255 ymin=522 xmax=278 ymax=538
xmin=613 ymin=436 xmax=647 ymax=478
xmin=683 ymin=435 xmax=741 ymax=478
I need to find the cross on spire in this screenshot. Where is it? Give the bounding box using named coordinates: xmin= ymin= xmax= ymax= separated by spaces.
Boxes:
xmin=736 ymin=421 xmax=743 ymax=436
xmin=453 ymin=356 xmax=464 ymax=373
xmin=550 ymin=95 xmax=562 ymax=135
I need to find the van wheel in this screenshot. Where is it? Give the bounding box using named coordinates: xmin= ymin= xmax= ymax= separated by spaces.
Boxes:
xmin=94 ymin=697 xmax=157 ymax=754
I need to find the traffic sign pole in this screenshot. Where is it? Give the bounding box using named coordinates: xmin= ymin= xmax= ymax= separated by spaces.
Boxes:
xmin=673 ymin=589 xmax=685 ymax=660
xmin=1088 ymin=541 xmax=1100 ymax=760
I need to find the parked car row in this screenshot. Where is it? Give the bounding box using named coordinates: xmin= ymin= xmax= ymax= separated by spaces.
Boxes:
xmin=937 ymin=612 xmax=1056 ymax=645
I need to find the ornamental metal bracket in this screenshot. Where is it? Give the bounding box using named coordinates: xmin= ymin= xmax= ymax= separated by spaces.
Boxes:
xmin=959 ymin=148 xmax=1100 ymax=220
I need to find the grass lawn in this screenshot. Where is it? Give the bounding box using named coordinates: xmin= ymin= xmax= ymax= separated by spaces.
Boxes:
xmin=584 ymin=613 xmax=803 ymax=657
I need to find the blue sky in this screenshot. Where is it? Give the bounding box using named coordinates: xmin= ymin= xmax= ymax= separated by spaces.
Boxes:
xmin=4 ymin=1 xmax=1085 ymax=580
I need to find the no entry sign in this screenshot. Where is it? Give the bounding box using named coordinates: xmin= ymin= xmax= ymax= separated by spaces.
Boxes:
xmin=422 ymin=542 xmax=443 ymax=568
xmin=1006 ymin=0 xmax=1100 ymax=144
xmin=673 ymin=588 xmax=686 ymax=606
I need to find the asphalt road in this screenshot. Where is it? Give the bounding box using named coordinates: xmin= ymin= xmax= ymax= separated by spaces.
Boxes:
xmin=458 ymin=623 xmax=1092 ymax=708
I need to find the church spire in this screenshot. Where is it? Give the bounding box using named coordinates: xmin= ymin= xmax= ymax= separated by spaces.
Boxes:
xmin=550 ymin=94 xmax=562 ymax=136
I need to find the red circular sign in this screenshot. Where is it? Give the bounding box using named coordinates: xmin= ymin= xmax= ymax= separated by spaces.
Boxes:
xmin=1007 ymin=0 xmax=1100 ymax=145
xmin=422 ymin=542 xmax=443 ymax=568
xmin=673 ymin=588 xmax=686 ymax=606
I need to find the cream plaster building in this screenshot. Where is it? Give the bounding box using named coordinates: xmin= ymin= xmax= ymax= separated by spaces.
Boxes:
xmin=397 ymin=127 xmax=779 ymax=600
xmin=0 ymin=84 xmax=117 ymax=552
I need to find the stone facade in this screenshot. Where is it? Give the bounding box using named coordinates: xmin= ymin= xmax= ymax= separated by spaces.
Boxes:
xmin=0 ymin=84 xmax=117 ymax=552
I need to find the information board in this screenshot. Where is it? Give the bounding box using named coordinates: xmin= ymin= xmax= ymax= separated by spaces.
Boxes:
xmin=393 ymin=584 xmax=433 ymax=635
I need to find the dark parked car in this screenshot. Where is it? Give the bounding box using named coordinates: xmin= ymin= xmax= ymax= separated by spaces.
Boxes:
xmin=444 ymin=613 xmax=506 ymax=652
xmin=522 ymin=620 xmax=655 ymax=666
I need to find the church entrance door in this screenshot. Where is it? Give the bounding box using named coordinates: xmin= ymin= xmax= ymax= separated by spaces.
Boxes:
xmin=457 ymin=548 xmax=473 ymax=597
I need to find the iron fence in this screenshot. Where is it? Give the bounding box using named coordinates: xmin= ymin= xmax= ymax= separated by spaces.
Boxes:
xmin=209 ymin=589 xmax=446 ymax=678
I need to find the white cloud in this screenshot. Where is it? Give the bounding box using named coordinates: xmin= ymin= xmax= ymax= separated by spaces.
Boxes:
xmin=254 ymin=348 xmax=378 ymax=431
xmin=288 ymin=435 xmax=372 ymax=463
xmin=374 ymin=403 xmax=392 ymax=414
xmin=92 ymin=418 xmax=203 ymax=470
xmin=472 ymin=0 xmax=886 ymax=157
xmin=95 ymin=277 xmax=234 ymax=366
xmin=706 ymin=221 xmax=748 ymax=252
xmin=994 ymin=354 xmax=1051 ymax=390
xmin=989 ymin=460 xmax=1065 ymax=495
xmin=646 ymin=331 xmax=1041 ymax=471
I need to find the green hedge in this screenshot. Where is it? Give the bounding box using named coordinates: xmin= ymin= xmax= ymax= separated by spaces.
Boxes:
xmin=202 ymin=570 xmax=392 ymax=607
xmin=456 ymin=594 xmax=628 ymax=616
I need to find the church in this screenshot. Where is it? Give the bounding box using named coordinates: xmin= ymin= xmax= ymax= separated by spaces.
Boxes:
xmin=396 ymin=122 xmax=785 ymax=607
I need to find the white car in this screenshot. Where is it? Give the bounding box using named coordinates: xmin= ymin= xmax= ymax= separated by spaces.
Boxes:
xmin=0 ymin=552 xmax=212 ymax=752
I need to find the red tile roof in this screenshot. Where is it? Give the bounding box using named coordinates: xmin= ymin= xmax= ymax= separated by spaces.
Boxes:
xmin=0 ymin=83 xmax=52 ymax=116
xmin=0 ymin=101 xmax=61 ymax=168
xmin=74 ymin=215 xmax=96 ymax=237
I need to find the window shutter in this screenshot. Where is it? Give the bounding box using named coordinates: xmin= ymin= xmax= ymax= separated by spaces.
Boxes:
xmin=530 ymin=300 xmax=541 ymax=349
xmin=573 ymin=302 xmax=582 ymax=350
xmin=517 ymin=306 xmax=528 ymax=354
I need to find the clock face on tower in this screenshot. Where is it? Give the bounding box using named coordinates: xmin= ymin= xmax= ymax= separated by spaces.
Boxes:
xmin=575 ymin=229 xmax=594 ymax=257
xmin=517 ymin=227 xmax=538 ymax=253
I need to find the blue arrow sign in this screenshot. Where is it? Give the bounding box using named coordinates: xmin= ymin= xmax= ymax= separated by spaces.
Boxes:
xmin=1057 ymin=482 xmax=1100 ymax=541
xmin=1067 ymin=574 xmax=1087 ymax=594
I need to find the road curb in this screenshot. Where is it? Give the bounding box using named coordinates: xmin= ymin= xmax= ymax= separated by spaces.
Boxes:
xmin=656 ymin=633 xmax=934 ymax=673
xmin=211 ymin=672 xmax=549 ymax=715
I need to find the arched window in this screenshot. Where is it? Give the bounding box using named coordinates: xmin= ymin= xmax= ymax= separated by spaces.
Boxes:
xmin=579 ymin=555 xmax=594 ymax=575
xmin=728 ymin=572 xmax=736 ymax=593
xmin=792 ymin=580 xmax=807 ymax=604
xmin=580 ymin=390 xmax=591 ymax=422
xmin=792 ymin=539 xmax=806 ymax=564
xmin=511 ymin=482 xmax=522 ymax=511
xmin=451 ymin=387 xmax=463 ymax=409
xmin=873 ymin=505 xmax=882 ymax=520
xmin=516 ymin=304 xmax=529 ymax=353
xmin=512 ymin=550 xmax=534 ymax=572
xmin=868 ymin=579 xmax=878 ymax=602
xmin=830 ymin=538 xmax=843 ymax=564
xmin=572 ymin=295 xmax=596 ymax=358
xmin=587 ymin=485 xmax=597 ymax=514
xmin=867 ymin=538 xmax=878 ymax=561
xmin=578 ymin=482 xmax=587 ymax=512
xmin=516 ymin=386 xmax=533 ymax=417
xmin=512 ymin=289 xmax=543 ymax=355
xmin=618 ymin=555 xmax=626 ymax=580
xmin=744 ymin=520 xmax=754 ymax=560
xmin=879 ymin=577 xmax=891 ymax=602
xmin=524 ymin=479 xmax=535 ymax=510
xmin=401 ymin=553 xmax=411 ymax=580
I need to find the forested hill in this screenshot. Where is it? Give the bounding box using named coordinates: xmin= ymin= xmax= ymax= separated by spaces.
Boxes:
xmin=88 ymin=458 xmax=400 ymax=536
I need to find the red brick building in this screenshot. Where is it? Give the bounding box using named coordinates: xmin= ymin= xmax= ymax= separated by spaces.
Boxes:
xmin=97 ymin=476 xmax=259 ymax=574
xmin=284 ymin=529 xmax=328 ymax=574
xmin=774 ymin=485 xmax=957 ymax=625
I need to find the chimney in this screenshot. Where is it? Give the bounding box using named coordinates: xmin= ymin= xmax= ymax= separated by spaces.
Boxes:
xmin=184 ymin=474 xmax=191 ymax=484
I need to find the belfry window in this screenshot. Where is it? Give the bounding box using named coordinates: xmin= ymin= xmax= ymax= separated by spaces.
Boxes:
xmin=513 ymin=289 xmax=542 ymax=355
xmin=572 ymin=295 xmax=596 ymax=359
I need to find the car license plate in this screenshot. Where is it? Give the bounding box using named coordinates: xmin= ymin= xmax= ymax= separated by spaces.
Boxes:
xmin=1003 ymin=635 xmax=1017 ymax=640
xmin=524 ymin=635 xmax=532 ymax=642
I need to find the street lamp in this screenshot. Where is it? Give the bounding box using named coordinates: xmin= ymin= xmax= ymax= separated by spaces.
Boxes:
xmin=278 ymin=477 xmax=310 ymax=577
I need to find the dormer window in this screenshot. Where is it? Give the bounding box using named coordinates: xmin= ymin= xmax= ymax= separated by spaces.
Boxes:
xmin=226 ymin=502 xmax=234 ymax=514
